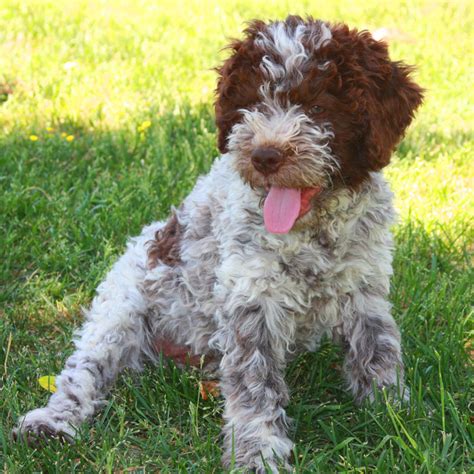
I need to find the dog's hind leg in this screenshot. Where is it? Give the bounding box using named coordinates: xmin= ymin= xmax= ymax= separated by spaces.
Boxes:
xmin=13 ymin=224 xmax=160 ymax=443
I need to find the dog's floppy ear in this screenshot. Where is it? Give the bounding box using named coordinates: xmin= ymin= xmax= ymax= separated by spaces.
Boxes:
xmin=214 ymin=21 xmax=266 ymax=153
xmin=354 ymin=34 xmax=424 ymax=170
xmin=214 ymin=39 xmax=245 ymax=154
xmin=363 ymin=58 xmax=424 ymax=170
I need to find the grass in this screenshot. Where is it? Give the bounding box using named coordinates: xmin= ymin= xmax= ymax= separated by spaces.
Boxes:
xmin=0 ymin=0 xmax=472 ymax=472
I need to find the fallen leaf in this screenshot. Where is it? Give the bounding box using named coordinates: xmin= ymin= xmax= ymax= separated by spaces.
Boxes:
xmin=199 ymin=380 xmax=220 ymax=400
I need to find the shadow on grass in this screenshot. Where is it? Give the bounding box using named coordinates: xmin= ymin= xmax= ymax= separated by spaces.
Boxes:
xmin=1 ymin=102 xmax=217 ymax=304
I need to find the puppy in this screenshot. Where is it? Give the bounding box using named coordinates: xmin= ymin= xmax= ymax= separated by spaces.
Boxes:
xmin=14 ymin=16 xmax=423 ymax=472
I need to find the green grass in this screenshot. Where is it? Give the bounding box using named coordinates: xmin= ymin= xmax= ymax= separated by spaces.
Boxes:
xmin=0 ymin=0 xmax=472 ymax=472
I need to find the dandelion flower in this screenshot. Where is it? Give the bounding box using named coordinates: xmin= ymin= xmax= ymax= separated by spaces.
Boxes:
xmin=138 ymin=120 xmax=151 ymax=132
xmin=66 ymin=135 xmax=74 ymax=142
xmin=29 ymin=135 xmax=39 ymax=141
xmin=61 ymin=132 xmax=67 ymax=138
xmin=46 ymin=127 xmax=54 ymax=133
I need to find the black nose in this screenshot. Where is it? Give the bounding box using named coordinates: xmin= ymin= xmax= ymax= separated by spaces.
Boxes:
xmin=251 ymin=147 xmax=284 ymax=175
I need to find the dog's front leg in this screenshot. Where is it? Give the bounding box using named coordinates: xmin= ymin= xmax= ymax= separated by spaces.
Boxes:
xmin=342 ymin=291 xmax=407 ymax=404
xmin=218 ymin=302 xmax=294 ymax=473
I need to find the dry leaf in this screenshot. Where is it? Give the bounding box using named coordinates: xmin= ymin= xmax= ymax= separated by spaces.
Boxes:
xmin=199 ymin=380 xmax=220 ymax=400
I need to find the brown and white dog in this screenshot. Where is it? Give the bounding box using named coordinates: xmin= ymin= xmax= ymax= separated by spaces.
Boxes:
xmin=14 ymin=16 xmax=423 ymax=472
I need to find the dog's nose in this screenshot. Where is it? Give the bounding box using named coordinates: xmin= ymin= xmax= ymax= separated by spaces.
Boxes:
xmin=251 ymin=147 xmax=284 ymax=175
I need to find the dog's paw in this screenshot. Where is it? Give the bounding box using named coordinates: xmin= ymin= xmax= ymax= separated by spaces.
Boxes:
xmin=227 ymin=454 xmax=291 ymax=474
xmin=365 ymin=384 xmax=411 ymax=407
xmin=12 ymin=408 xmax=77 ymax=445
xmin=396 ymin=385 xmax=411 ymax=404
xmin=247 ymin=455 xmax=291 ymax=474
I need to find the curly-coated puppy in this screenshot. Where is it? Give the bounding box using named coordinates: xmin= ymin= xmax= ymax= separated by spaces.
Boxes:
xmin=14 ymin=16 xmax=423 ymax=472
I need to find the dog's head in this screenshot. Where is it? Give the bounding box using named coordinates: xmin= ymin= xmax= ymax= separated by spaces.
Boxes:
xmin=215 ymin=16 xmax=423 ymax=233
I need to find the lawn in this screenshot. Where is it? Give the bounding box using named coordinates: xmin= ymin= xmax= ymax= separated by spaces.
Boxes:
xmin=0 ymin=0 xmax=472 ymax=472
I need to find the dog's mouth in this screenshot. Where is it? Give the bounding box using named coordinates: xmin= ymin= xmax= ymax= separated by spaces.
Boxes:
xmin=263 ymin=185 xmax=322 ymax=234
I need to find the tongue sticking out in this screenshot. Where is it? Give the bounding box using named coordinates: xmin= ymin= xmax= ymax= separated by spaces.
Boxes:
xmin=264 ymin=187 xmax=302 ymax=234
xmin=263 ymin=186 xmax=322 ymax=234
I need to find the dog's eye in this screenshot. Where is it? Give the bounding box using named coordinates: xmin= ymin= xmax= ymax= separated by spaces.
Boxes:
xmin=311 ymin=105 xmax=325 ymax=114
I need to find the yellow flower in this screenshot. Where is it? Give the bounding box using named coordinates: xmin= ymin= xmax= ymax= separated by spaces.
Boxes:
xmin=29 ymin=135 xmax=39 ymax=141
xmin=61 ymin=132 xmax=67 ymax=138
xmin=66 ymin=135 xmax=74 ymax=142
xmin=38 ymin=375 xmax=57 ymax=393
xmin=138 ymin=120 xmax=151 ymax=132
xmin=46 ymin=127 xmax=54 ymax=132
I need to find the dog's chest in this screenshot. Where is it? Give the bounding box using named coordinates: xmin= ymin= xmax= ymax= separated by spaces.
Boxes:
xmin=265 ymin=233 xmax=346 ymax=345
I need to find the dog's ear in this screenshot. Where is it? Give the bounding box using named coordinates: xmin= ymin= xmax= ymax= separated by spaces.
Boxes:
xmin=354 ymin=33 xmax=424 ymax=170
xmin=214 ymin=21 xmax=266 ymax=153
xmin=214 ymin=39 xmax=245 ymax=154
xmin=363 ymin=58 xmax=424 ymax=170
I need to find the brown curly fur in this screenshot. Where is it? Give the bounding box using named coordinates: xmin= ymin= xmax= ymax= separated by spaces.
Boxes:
xmin=147 ymin=212 xmax=183 ymax=268
xmin=215 ymin=16 xmax=424 ymax=189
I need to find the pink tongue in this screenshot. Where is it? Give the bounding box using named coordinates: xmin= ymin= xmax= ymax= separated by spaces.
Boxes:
xmin=263 ymin=186 xmax=302 ymax=234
